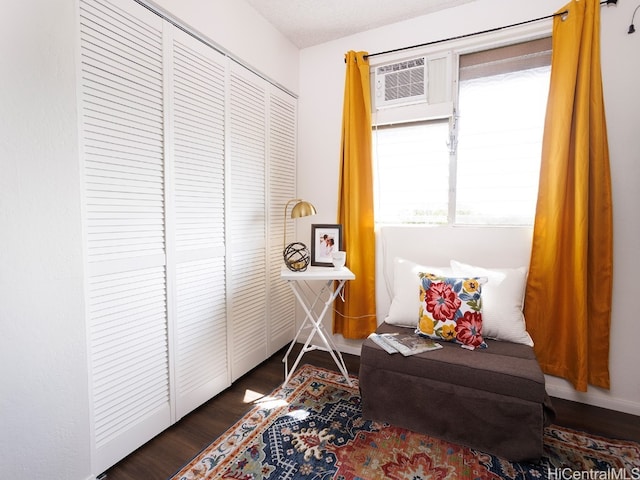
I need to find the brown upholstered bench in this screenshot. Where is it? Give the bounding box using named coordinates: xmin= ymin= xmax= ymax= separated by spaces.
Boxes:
xmin=359 ymin=322 xmax=555 ymax=461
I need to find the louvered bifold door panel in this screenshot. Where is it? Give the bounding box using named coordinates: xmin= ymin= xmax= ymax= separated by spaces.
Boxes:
xmin=169 ymin=28 xmax=229 ymax=419
xmin=267 ymin=88 xmax=298 ymax=354
xmin=228 ymin=61 xmax=268 ymax=381
xmin=79 ymin=0 xmax=169 ymax=473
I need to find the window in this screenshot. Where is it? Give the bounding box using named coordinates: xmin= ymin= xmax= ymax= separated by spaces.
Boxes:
xmin=374 ymin=120 xmax=450 ymax=224
xmin=373 ymin=37 xmax=551 ymax=226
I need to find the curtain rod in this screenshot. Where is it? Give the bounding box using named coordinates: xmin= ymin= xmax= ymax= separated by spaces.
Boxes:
xmin=362 ymin=0 xmax=617 ymax=61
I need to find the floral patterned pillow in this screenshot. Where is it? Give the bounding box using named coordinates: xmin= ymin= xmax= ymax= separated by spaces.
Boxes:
xmin=416 ymin=272 xmax=487 ymax=350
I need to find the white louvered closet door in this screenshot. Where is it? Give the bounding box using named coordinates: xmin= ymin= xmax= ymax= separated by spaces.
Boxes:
xmin=167 ymin=28 xmax=229 ymax=419
xmin=267 ymin=89 xmax=297 ymax=354
xmin=227 ymin=61 xmax=268 ymax=381
xmin=79 ymin=0 xmax=170 ymax=473
xmin=80 ymin=0 xmax=298 ymax=472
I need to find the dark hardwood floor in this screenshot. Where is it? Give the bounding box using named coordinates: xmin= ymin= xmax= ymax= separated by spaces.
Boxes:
xmin=103 ymin=344 xmax=640 ymax=480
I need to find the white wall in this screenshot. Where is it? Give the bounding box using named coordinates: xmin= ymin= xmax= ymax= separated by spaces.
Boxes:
xmin=149 ymin=0 xmax=300 ymax=94
xmin=298 ymin=0 xmax=640 ymax=415
xmin=0 ymin=0 xmax=299 ymax=479
xmin=0 ymin=1 xmax=90 ymax=479
xmin=0 ymin=1 xmax=635 ymax=477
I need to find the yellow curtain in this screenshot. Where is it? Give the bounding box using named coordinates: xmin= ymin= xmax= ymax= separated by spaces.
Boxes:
xmin=524 ymin=0 xmax=613 ymax=391
xmin=333 ymin=51 xmax=377 ymax=339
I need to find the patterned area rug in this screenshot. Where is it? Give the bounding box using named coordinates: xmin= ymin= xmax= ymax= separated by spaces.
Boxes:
xmin=171 ymin=365 xmax=640 ymax=480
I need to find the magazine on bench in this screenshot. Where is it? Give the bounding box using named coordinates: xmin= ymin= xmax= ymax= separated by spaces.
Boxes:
xmin=368 ymin=332 xmax=443 ymax=356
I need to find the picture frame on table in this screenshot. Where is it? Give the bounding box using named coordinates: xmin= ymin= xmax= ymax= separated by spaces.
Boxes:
xmin=311 ymin=224 xmax=343 ymax=267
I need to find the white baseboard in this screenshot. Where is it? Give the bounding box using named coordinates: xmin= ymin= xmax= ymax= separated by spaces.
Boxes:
xmin=545 ymin=376 xmax=640 ymax=417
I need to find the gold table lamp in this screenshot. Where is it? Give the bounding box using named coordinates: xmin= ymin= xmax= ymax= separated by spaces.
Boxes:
xmin=283 ymin=199 xmax=316 ymax=271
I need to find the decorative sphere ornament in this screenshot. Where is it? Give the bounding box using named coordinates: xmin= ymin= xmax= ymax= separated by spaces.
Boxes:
xmin=283 ymin=242 xmax=310 ymax=272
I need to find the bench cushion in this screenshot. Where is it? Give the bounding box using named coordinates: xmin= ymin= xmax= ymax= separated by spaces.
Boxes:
xmin=368 ymin=323 xmax=546 ymax=403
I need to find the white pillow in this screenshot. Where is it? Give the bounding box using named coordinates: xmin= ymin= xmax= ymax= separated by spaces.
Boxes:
xmin=385 ymin=257 xmax=452 ymax=327
xmin=450 ymin=260 xmax=533 ymax=346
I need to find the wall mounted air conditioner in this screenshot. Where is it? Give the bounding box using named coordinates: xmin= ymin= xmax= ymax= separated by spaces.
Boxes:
xmin=373 ymin=52 xmax=454 ymax=111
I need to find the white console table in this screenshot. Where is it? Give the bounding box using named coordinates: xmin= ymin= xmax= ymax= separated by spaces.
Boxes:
xmin=280 ymin=265 xmax=355 ymax=386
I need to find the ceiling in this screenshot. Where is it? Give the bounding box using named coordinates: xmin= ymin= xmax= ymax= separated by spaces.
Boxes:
xmin=244 ymin=0 xmax=477 ymax=49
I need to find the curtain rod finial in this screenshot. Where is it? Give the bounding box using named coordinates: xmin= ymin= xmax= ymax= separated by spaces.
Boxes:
xmin=629 ymin=5 xmax=640 ymax=34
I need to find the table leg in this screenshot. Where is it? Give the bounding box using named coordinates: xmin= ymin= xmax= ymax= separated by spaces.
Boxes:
xmin=281 ymin=280 xmax=331 ymax=377
xmin=282 ymin=279 xmax=353 ymax=386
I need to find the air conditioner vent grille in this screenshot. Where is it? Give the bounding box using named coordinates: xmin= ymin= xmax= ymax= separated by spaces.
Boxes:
xmin=375 ymin=57 xmax=427 ymax=107
xmin=383 ymin=68 xmax=425 ymax=101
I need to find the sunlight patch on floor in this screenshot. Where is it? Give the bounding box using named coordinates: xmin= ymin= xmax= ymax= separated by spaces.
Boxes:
xmin=243 ymin=389 xmax=289 ymax=409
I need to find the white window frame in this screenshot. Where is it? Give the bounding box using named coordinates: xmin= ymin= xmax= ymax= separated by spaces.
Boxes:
xmin=370 ymin=22 xmax=553 ymax=226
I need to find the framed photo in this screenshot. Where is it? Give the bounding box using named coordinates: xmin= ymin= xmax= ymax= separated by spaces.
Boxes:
xmin=311 ymin=224 xmax=343 ymax=267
